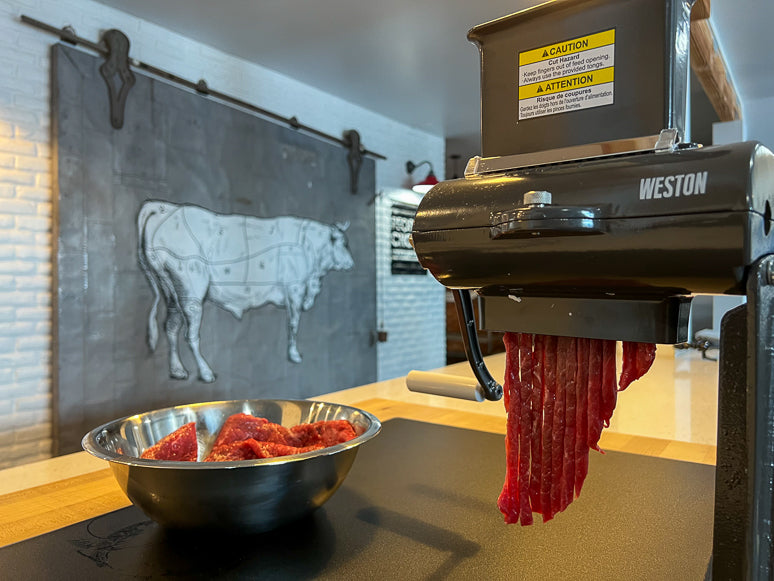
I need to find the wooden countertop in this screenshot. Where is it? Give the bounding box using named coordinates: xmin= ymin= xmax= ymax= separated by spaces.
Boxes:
xmin=0 ymin=351 xmax=718 ymax=548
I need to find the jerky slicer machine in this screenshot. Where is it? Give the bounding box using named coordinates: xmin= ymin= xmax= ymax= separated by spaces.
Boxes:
xmin=406 ymin=0 xmax=774 ymax=578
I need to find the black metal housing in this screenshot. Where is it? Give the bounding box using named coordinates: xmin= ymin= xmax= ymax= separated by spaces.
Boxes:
xmin=480 ymin=294 xmax=692 ymax=344
xmin=413 ymin=142 xmax=774 ymax=300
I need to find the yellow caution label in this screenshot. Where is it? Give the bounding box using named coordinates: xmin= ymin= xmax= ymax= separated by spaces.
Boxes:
xmin=519 ymin=67 xmax=614 ymax=100
xmin=519 ymin=29 xmax=616 ymax=67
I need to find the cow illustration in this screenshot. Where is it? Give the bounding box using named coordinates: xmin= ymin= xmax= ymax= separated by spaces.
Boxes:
xmin=137 ymin=200 xmax=354 ymax=382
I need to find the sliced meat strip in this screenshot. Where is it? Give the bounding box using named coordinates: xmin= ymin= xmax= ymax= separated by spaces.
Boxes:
xmin=553 ymin=337 xmax=568 ymax=514
xmin=529 ymin=334 xmax=544 ymax=514
xmin=601 ymin=340 xmax=617 ymax=427
xmin=518 ymin=333 xmax=534 ymax=525
xmin=508 ymin=333 xmax=522 ymax=523
xmin=636 ymin=343 xmax=657 ymax=378
xmin=587 ymin=339 xmax=604 ymax=452
xmin=541 ymin=335 xmax=557 ymax=522
xmin=562 ymin=337 xmax=577 ymax=509
xmin=497 ymin=334 xmax=656 ymax=526
xmin=619 ymin=341 xmax=638 ymax=390
xmin=574 ymin=338 xmax=590 ymax=498
xmin=619 ymin=342 xmax=657 ymax=390
xmin=498 ymin=332 xmax=522 ymax=523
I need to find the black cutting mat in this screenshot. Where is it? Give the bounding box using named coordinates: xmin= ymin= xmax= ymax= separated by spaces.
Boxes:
xmin=0 ymin=419 xmax=714 ymax=580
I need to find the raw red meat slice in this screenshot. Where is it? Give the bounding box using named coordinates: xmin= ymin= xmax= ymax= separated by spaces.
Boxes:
xmin=619 ymin=342 xmax=638 ymax=390
xmin=290 ymin=420 xmax=358 ymax=447
xmin=601 ymin=340 xmax=617 ymax=427
xmin=141 ymin=414 xmax=358 ymax=463
xmin=636 ymin=343 xmax=657 ymax=378
xmin=216 ymin=413 xmax=358 ymax=449
xmin=205 ymin=438 xmax=324 ymax=461
xmin=587 ymin=339 xmax=603 ymax=451
xmin=212 ymin=413 xmax=272 ymax=447
xmin=205 ymin=439 xmax=258 ymax=461
xmin=561 ymin=337 xmax=577 ymax=510
xmin=619 ymin=342 xmax=657 ymax=390
xmin=551 ymin=337 xmax=567 ymax=515
xmin=496 ymin=333 xmax=658 ymax=526
xmin=529 ymin=334 xmax=545 ymax=513
xmin=541 ymin=335 xmax=557 ymax=522
xmin=498 ymin=332 xmax=522 ymax=523
xmin=140 ymin=422 xmax=197 ymax=461
xmin=517 ymin=333 xmax=534 ymax=526
xmin=574 ymin=338 xmax=590 ymax=497
xmin=248 ymin=422 xmax=299 ymax=446
xmin=246 ymin=440 xmax=325 ymax=458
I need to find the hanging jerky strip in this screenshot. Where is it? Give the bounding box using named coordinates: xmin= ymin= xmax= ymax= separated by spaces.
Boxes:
xmin=498 ymin=335 xmax=657 ymax=525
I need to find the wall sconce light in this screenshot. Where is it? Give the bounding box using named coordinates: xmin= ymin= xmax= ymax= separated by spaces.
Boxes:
xmin=406 ymin=160 xmax=439 ymax=194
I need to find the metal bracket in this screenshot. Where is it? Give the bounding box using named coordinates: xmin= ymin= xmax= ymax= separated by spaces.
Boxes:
xmin=465 ymin=129 xmax=685 ymax=178
xmin=654 ymin=128 xmax=679 ymax=152
xmin=60 ymin=25 xmax=77 ymax=45
xmin=98 ymin=29 xmax=135 ymax=129
xmin=343 ymin=129 xmax=363 ymax=194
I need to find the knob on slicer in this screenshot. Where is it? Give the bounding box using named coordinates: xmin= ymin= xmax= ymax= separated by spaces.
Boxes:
xmin=523 ymin=190 xmax=552 ymax=205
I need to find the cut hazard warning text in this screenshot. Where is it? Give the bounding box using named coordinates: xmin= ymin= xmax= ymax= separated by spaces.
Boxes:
xmin=518 ymin=29 xmax=615 ymax=120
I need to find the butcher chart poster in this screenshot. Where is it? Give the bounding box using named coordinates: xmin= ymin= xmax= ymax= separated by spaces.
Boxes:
xmin=51 ymin=44 xmax=377 ymax=454
xmin=518 ymin=29 xmax=615 ymax=120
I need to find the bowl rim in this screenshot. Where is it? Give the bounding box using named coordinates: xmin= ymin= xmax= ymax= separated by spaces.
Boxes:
xmin=81 ymin=398 xmax=382 ymax=470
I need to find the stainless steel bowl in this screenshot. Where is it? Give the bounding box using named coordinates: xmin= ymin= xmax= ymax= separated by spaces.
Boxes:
xmin=82 ymin=399 xmax=381 ymax=533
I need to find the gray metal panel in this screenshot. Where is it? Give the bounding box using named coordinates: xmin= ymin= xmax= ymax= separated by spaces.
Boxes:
xmin=469 ymin=0 xmax=693 ymax=157
xmin=52 ymin=44 xmax=377 ymax=455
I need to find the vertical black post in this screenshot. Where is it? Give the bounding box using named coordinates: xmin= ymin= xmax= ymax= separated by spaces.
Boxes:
xmin=712 ymin=303 xmax=748 ymax=578
xmin=744 ymin=256 xmax=774 ymax=579
xmin=713 ymin=256 xmax=774 ymax=580
xmin=712 ymin=256 xmax=774 ymax=581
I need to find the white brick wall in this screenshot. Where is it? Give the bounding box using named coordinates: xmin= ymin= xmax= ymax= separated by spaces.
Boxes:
xmin=375 ymin=189 xmax=446 ymax=381
xmin=0 ymin=0 xmax=446 ymax=468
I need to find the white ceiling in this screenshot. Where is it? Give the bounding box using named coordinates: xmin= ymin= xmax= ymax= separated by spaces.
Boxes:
xmin=91 ymin=0 xmax=772 ymax=154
